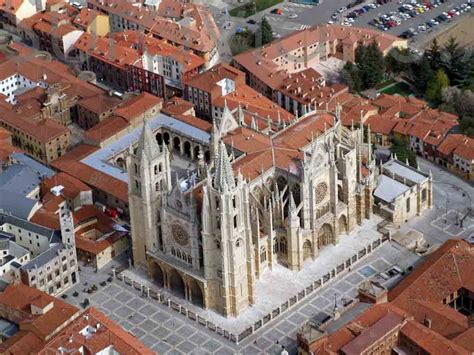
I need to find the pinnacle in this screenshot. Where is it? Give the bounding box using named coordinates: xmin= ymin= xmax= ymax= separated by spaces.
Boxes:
xmin=213 ymin=141 xmax=235 ymax=191
xmin=137 ymin=120 xmax=160 ymax=160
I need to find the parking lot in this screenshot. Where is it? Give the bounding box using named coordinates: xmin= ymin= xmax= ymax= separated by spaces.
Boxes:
xmin=339 ymin=0 xmax=472 ymax=45
xmin=220 ymin=0 xmax=472 ymax=49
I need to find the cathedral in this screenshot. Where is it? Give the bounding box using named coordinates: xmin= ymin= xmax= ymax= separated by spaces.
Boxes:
xmin=127 ymin=104 xmax=376 ymax=317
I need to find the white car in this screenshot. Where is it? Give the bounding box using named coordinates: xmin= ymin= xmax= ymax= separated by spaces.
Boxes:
xmin=288 ymin=13 xmax=298 ymax=19
xmin=338 ymin=6 xmax=347 ymax=13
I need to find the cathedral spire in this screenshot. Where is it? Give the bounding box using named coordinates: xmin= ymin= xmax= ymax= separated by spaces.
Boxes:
xmin=213 ymin=141 xmax=235 ymax=191
xmin=137 ymin=120 xmax=160 ymax=159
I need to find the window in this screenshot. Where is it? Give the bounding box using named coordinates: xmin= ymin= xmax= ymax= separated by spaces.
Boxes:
xmin=260 ymin=246 xmax=267 ymax=262
xmin=421 ymin=188 xmax=427 ymax=202
xmin=406 ymin=198 xmax=411 ymax=213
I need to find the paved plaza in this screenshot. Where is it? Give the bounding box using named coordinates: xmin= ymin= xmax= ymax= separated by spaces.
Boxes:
xmin=60 ymin=241 xmax=419 ymax=354
xmin=61 ymin=159 xmax=473 ymax=354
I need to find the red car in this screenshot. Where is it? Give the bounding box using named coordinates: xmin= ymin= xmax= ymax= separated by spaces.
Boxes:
xmin=105 ymin=207 xmax=119 ymax=219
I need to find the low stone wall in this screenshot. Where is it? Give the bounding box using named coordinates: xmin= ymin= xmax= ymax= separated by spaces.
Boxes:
xmin=115 ymin=234 xmax=390 ymax=344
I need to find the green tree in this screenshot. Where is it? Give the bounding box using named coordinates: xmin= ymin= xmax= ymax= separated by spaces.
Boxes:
xmin=426 ymin=38 xmax=442 ymax=71
xmin=390 ymin=136 xmax=417 ymax=167
xmin=258 ymin=17 xmax=274 ymax=46
xmin=441 ymin=37 xmax=466 ymax=86
xmin=354 ymin=41 xmax=385 ymax=90
xmin=412 ymin=54 xmax=435 ymax=92
xmin=385 ymin=47 xmax=411 ymax=74
xmin=426 ymin=69 xmax=450 ymax=105
xmin=459 ymin=115 xmax=474 ymax=137
xmin=342 ymin=61 xmax=362 ymax=92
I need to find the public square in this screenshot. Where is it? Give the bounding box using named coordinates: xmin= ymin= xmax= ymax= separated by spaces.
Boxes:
xmin=59 ymin=158 xmax=474 ymax=354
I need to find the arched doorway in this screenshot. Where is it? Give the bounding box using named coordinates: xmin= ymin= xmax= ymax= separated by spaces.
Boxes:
xmin=204 ymin=150 xmax=211 ymax=162
xmin=150 ymin=262 xmax=164 ymax=287
xmin=163 ymin=132 xmax=170 ymax=145
xmin=184 ymin=141 xmax=192 ymax=158
xmin=303 ymin=240 xmax=312 ymax=260
xmin=188 ymin=279 xmax=203 ymax=307
xmin=319 ymin=224 xmax=333 ymax=247
xmin=339 ymin=215 xmax=348 ymax=234
xmin=173 ymin=137 xmax=181 ymax=152
xmin=194 ymin=146 xmax=200 ymax=160
xmin=338 ymin=185 xmax=344 ymax=202
xmin=168 ymin=269 xmax=185 ymax=298
xmin=156 ymin=132 xmax=163 ymax=145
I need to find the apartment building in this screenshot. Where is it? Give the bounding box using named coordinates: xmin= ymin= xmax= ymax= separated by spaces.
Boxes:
xmin=234 ymin=24 xmax=406 ymax=103
xmin=86 ymin=0 xmax=219 ymax=67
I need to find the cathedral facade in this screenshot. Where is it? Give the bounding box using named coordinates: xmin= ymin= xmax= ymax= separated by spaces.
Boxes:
xmin=127 ymin=105 xmax=376 ymax=317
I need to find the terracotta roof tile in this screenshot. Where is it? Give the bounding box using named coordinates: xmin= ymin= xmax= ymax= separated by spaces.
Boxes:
xmin=39 ymin=308 xmax=153 ymax=354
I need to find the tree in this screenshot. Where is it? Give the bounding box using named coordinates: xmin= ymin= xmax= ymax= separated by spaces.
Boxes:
xmin=426 ymin=69 xmax=449 ymax=105
xmin=411 ymin=54 xmax=434 ymax=92
xmin=390 ymin=136 xmax=417 ymax=167
xmin=457 ymin=50 xmax=474 ymax=90
xmin=342 ymin=42 xmax=385 ymax=92
xmin=459 ymin=115 xmax=474 ymax=137
xmin=258 ymin=17 xmax=274 ymax=46
xmin=441 ymin=37 xmax=467 ymax=86
xmin=385 ymin=47 xmax=411 ymax=74
xmin=425 ymin=38 xmax=442 ymax=71
xmin=354 ymin=41 xmax=385 ymax=90
xmin=341 ymin=61 xmax=362 ymax=92
xmin=441 ymin=87 xmax=474 ymax=137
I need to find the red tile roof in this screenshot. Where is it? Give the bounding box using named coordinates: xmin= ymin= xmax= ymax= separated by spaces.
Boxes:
xmin=50 ymin=145 xmax=128 ymax=202
xmin=39 ymin=308 xmax=153 ymax=355
xmin=234 ymin=25 xmax=404 ymax=91
xmin=0 ymin=284 xmax=80 ymax=348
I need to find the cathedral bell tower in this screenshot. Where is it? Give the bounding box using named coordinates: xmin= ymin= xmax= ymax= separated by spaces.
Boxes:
xmin=127 ymin=122 xmax=171 ymax=268
xmin=201 ymin=142 xmax=255 ymax=317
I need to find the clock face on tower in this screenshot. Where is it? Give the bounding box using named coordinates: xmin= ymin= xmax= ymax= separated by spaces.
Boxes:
xmin=315 ymin=182 xmax=328 ymax=204
xmin=171 ymin=224 xmax=189 ymax=246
